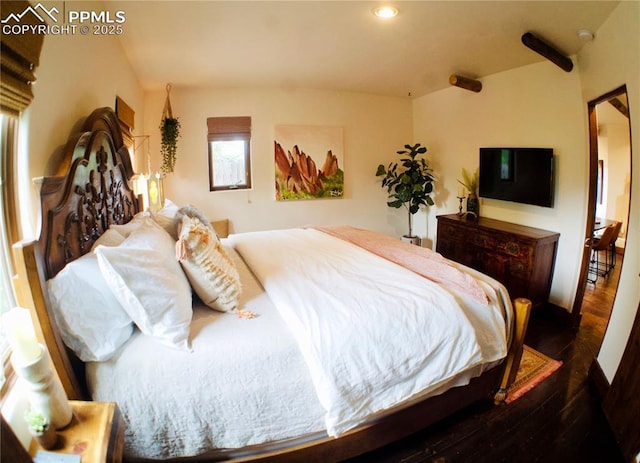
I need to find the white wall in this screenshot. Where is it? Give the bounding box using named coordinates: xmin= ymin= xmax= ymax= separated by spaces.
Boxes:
xmin=578 ymin=0 xmax=640 ymax=382
xmin=598 ymin=123 xmax=631 ymax=240
xmin=142 ymin=87 xmax=413 ymax=236
xmin=20 ymin=20 xmax=144 ymax=239
xmin=412 ymin=61 xmax=586 ymax=310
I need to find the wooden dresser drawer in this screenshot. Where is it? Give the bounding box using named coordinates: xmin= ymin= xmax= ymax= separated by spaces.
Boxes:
xmin=436 ymin=214 xmax=559 ymax=307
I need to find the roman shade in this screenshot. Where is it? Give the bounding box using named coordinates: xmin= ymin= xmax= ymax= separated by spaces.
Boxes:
xmin=207 ymin=116 xmax=251 ymax=141
xmin=1 ymin=1 xmax=45 ymax=115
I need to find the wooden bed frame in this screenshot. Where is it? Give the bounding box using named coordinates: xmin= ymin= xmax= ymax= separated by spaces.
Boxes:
xmin=13 ymin=107 xmax=531 ymax=462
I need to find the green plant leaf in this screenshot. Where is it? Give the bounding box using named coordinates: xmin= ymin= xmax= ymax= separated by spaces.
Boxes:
xmin=377 ymin=143 xmax=436 ymax=231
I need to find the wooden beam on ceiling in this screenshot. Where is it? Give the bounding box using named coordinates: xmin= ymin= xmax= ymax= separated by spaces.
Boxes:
xmin=521 ymin=32 xmax=574 ymax=73
xmin=449 ymin=74 xmax=482 ymax=93
xmin=608 ymin=97 xmax=630 ymax=119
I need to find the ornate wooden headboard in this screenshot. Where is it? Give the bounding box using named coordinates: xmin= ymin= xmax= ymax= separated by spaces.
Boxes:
xmin=15 ymin=107 xmax=140 ymax=399
xmin=38 ymin=107 xmax=139 ymax=279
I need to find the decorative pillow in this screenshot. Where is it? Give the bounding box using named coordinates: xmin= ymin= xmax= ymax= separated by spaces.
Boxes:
xmin=95 ymin=217 xmax=193 ymax=350
xmin=175 ymin=205 xmax=215 ymax=232
xmin=176 ymin=215 xmax=241 ymax=312
xmin=47 ymin=253 xmax=134 ymax=362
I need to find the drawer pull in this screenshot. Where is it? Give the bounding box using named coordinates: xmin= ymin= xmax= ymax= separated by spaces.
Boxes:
xmin=505 ymin=241 xmax=520 ymax=256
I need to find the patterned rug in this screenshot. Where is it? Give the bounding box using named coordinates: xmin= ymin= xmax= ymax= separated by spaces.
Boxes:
xmin=506 ymin=345 xmax=563 ymax=404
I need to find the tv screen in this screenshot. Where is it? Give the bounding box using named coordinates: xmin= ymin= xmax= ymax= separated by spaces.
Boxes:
xmin=479 ymin=147 xmax=554 ymax=208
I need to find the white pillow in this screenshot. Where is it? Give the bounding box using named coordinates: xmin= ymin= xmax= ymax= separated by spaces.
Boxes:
xmin=155 ymin=198 xmax=179 ymax=218
xmin=109 ymin=211 xmax=150 ymax=238
xmin=176 ymin=215 xmax=241 ymax=312
xmin=95 ymin=217 xmax=193 ymax=350
xmin=151 ymin=198 xmax=181 ymax=239
xmin=47 ymin=253 xmax=134 ymax=362
xmin=90 ymin=228 xmax=125 ymax=252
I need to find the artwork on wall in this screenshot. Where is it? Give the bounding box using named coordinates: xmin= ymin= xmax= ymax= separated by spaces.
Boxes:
xmin=274 ymin=125 xmax=344 ymax=201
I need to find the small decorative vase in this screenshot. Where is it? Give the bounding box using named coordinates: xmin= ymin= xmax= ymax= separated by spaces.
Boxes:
xmin=32 ymin=425 xmax=58 ymax=450
xmin=466 ymin=193 xmax=479 ymax=219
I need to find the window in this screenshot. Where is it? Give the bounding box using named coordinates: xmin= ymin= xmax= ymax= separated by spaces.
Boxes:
xmin=0 ymin=2 xmax=44 ymax=397
xmin=207 ymin=117 xmax=251 ymax=191
xmin=0 ymin=114 xmax=18 ymax=395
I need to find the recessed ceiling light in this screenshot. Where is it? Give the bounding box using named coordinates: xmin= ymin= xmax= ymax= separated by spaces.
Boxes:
xmin=373 ymin=6 xmax=398 ymax=19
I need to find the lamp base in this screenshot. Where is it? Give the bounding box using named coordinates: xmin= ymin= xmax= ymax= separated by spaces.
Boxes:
xmin=11 ymin=345 xmax=73 ymax=429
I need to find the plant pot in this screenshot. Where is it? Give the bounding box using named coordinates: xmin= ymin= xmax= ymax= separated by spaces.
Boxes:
xmin=401 ymin=235 xmax=421 ymax=246
xmin=466 ymin=193 xmax=479 ymax=219
xmin=32 ymin=425 xmax=58 ymax=450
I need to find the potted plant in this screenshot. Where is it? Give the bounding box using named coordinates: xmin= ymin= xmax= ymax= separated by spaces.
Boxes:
xmin=160 ymin=116 xmax=180 ymax=174
xmin=160 ymin=83 xmax=181 ymax=174
xmin=24 ymin=408 xmax=58 ymax=450
xmin=376 ymin=143 xmax=435 ymax=245
xmin=457 ymin=167 xmax=479 ymax=218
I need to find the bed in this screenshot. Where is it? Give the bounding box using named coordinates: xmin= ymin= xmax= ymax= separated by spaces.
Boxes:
xmin=14 ymin=107 xmax=531 ymax=462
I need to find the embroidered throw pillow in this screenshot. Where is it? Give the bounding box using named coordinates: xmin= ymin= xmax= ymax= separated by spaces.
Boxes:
xmin=176 ymin=215 xmax=241 ymax=312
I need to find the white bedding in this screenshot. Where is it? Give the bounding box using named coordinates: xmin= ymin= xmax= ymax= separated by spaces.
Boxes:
xmin=229 ymin=228 xmax=510 ymax=436
xmin=88 ymin=245 xmax=326 ymax=459
xmin=88 ymin=228 xmax=511 ymax=460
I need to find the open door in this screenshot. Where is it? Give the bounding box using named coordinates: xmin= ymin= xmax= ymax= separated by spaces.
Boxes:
xmin=571 ymin=85 xmax=631 ymax=322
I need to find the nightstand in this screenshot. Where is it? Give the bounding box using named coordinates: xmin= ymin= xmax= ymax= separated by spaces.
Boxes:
xmin=29 ymin=401 xmax=124 ymax=463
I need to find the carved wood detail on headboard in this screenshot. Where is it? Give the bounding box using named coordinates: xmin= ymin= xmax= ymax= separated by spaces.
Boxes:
xmin=38 ymin=107 xmax=139 ymax=279
xmin=14 ymin=107 xmax=140 ymax=399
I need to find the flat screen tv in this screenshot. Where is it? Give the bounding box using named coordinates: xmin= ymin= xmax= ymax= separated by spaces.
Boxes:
xmin=479 ymin=147 xmax=554 ymax=208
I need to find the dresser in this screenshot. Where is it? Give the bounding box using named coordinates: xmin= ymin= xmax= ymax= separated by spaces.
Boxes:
xmin=436 ymin=214 xmax=560 ymax=307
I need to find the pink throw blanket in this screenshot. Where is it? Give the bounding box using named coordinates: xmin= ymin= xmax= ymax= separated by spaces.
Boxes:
xmin=316 ymin=225 xmax=488 ymax=305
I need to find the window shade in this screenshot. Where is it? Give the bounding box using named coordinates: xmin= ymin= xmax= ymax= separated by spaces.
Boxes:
xmin=207 ymin=117 xmax=251 ymax=139
xmin=0 ymin=1 xmax=45 ymax=115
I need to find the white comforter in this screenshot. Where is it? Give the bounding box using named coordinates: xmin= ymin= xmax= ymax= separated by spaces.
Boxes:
xmin=88 ymin=244 xmax=326 ymax=459
xmin=229 ymin=228 xmax=510 ymax=436
xmin=89 ymin=228 xmax=511 ymax=460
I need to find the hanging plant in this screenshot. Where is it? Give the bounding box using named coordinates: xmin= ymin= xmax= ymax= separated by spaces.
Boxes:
xmin=160 ymin=84 xmax=180 ymax=174
xmin=160 ymin=117 xmax=180 ymax=174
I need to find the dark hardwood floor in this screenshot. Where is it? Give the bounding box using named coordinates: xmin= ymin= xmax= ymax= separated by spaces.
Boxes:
xmin=346 ymin=257 xmax=625 ymax=463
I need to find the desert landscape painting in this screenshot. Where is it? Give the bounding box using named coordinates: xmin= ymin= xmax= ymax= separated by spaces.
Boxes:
xmin=274 ymin=125 xmax=343 ymax=201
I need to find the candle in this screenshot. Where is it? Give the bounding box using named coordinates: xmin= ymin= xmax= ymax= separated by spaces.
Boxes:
xmin=2 ymin=307 xmax=42 ymax=365
xmin=458 ymin=186 xmax=465 ymax=197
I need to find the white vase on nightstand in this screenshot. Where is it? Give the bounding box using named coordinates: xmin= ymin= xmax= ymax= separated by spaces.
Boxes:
xmin=12 ymin=344 xmax=73 ymax=430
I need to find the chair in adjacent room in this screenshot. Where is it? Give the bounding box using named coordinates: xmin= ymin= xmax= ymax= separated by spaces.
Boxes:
xmin=588 ymin=223 xmax=619 ymax=284
xmin=608 ymin=220 xmax=622 ymax=270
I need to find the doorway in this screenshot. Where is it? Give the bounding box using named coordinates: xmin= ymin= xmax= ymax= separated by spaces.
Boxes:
xmin=572 ymin=85 xmax=631 ymax=329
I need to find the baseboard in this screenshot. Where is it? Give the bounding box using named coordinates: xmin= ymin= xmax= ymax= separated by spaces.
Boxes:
xmin=588 ymin=358 xmax=610 ymax=401
xmin=537 ymin=302 xmax=576 ymax=327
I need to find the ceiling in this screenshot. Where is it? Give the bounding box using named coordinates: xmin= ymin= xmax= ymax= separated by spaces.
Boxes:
xmin=113 ymin=1 xmax=619 ymax=98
